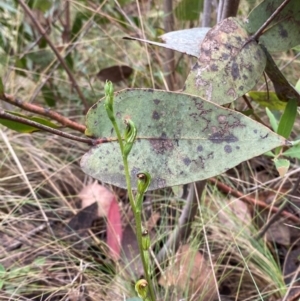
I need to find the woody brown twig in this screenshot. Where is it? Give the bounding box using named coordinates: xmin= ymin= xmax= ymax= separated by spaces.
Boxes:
xmin=0 ymin=109 xmax=97 ymax=145
xmin=1 ymin=93 xmax=86 ymax=133
xmin=209 ymin=177 xmax=300 ymax=224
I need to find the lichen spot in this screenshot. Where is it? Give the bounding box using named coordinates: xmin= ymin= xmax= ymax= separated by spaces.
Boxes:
xmin=153 ymin=99 xmax=160 ymax=105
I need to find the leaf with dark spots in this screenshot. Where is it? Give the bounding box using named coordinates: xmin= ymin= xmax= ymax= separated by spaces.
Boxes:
xmin=183 ymin=18 xmax=266 ymax=105
xmin=245 ymin=0 xmax=300 ymax=52
xmin=97 ymin=65 xmax=133 ymax=83
xmin=81 ymin=89 xmax=286 ymax=190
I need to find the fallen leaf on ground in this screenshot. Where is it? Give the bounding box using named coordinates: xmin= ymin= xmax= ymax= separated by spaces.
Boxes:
xmin=78 ymin=181 xmax=123 ymax=260
xmin=218 ymin=198 xmax=252 ymax=234
xmin=265 ymin=218 xmax=290 ymax=246
xmin=159 ymin=244 xmax=217 ymax=300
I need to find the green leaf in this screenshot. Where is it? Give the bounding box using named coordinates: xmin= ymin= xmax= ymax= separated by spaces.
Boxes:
xmin=71 ymin=12 xmax=84 ymax=41
xmin=127 ymin=27 xmax=210 ymax=58
xmin=32 ymin=0 xmax=52 ymax=12
xmin=248 ymin=91 xmax=287 ymax=110
xmin=0 ymin=112 xmax=59 ymax=133
xmin=245 ymin=0 xmax=300 ymax=52
xmin=260 ymin=44 xmax=300 ymax=105
xmin=41 ymin=85 xmax=56 ymax=107
xmin=0 ymin=77 xmax=4 ymax=97
xmin=283 ymin=144 xmax=300 ymax=159
xmin=183 ymin=17 xmax=266 ymax=104
xmin=295 ymin=78 xmax=300 ymax=93
xmin=0 ymin=264 xmax=5 ymax=290
xmin=274 ymin=158 xmax=290 ymax=177
xmin=277 ymin=99 xmax=297 ymax=138
xmin=266 ymin=108 xmax=278 ymax=132
xmin=175 ymin=0 xmax=204 ymax=21
xmin=81 ymin=89 xmax=287 ymax=190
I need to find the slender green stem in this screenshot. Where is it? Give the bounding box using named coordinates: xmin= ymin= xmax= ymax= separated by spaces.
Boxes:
xmin=105 ymin=82 xmax=155 ymax=300
xmin=121 ymin=146 xmax=156 ymax=301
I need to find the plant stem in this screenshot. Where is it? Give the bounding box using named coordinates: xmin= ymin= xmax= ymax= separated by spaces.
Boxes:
xmin=109 ymin=119 xmax=156 ymax=301
xmin=1 ymin=93 xmax=86 ymax=133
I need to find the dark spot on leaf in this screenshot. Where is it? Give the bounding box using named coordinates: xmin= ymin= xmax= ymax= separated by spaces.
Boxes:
xmin=279 ymin=24 xmax=288 ymax=38
xmin=131 ymin=167 xmax=140 ymax=177
xmin=211 ymin=64 xmax=218 ymax=71
xmin=119 ymin=165 xmax=124 ymax=170
xmin=239 ymin=86 xmax=244 ymax=91
xmin=253 ymin=129 xmax=257 ymax=133
xmin=147 ymin=89 xmax=154 ymax=93
xmin=203 ymin=49 xmax=211 ymax=57
xmin=93 ymin=104 xmax=98 ymax=109
xmin=197 ymin=145 xmax=203 ymax=152
xmin=243 ymin=74 xmax=248 ymax=80
xmin=235 ymin=36 xmax=242 ymax=43
xmin=152 ymin=111 xmax=160 ymax=120
xmin=153 ymin=99 xmax=160 ymax=105
xmin=221 ymin=53 xmax=230 ymax=60
xmin=183 ymin=157 xmax=191 ymax=166
xmin=236 ymin=146 xmax=240 ymax=150
xmin=224 ymin=145 xmax=232 ymax=153
xmin=150 ymin=133 xmax=174 ymax=154
xmin=156 ymin=177 xmax=166 ymax=188
xmin=231 ymin=62 xmax=240 ymax=80
xmin=209 ymin=132 xmax=238 ymax=144
xmin=260 ymin=133 xmax=269 ymax=139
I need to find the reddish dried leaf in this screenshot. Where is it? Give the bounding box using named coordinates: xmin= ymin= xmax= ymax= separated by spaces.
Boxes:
xmin=107 ymin=197 xmax=122 ymax=260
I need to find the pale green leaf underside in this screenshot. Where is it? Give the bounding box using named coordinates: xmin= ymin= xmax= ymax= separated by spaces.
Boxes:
xmin=183 ymin=18 xmax=266 ymax=104
xmin=81 ymin=89 xmax=287 ymax=190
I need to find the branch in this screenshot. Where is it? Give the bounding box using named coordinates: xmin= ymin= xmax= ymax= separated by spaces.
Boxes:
xmin=209 ymin=177 xmax=300 ymax=224
xmin=1 ymin=93 xmax=86 ymax=133
xmin=246 ymin=0 xmax=291 ymax=45
xmin=0 ymin=109 xmax=103 ymax=145
xmin=17 ymin=0 xmax=90 ymax=113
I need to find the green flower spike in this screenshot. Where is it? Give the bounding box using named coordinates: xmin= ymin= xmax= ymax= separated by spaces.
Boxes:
xmin=136 ymin=172 xmax=152 ymax=211
xmin=135 ymin=279 xmax=149 ymax=300
xmin=104 ymin=81 xmax=115 ymax=122
xmin=142 ymin=229 xmax=150 ymax=250
xmin=123 ymin=118 xmax=137 ymax=157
